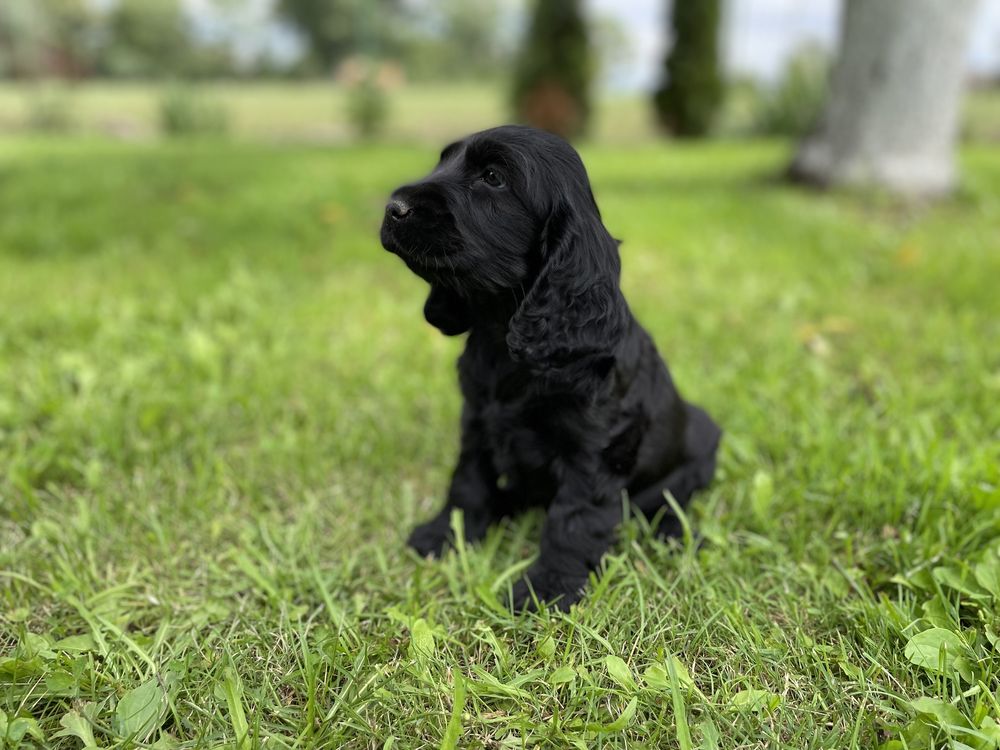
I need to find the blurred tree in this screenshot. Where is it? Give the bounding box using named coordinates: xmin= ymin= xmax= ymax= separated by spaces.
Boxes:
xmin=403 ymin=0 xmax=507 ymax=80
xmin=0 ymin=4 xmax=49 ymax=78
xmin=438 ymin=0 xmax=504 ymax=77
xmin=790 ymin=0 xmax=978 ymax=196
xmin=181 ymin=42 xmax=239 ymax=80
xmin=275 ymin=0 xmax=405 ymax=74
xmin=653 ymin=0 xmax=723 ymax=137
xmin=0 ymin=0 xmax=97 ymax=78
xmin=513 ymin=0 xmax=592 ymax=139
xmin=99 ymin=0 xmax=191 ymax=78
xmin=40 ymin=0 xmax=98 ymax=77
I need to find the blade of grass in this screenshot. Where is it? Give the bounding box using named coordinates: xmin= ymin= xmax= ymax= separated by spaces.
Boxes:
xmin=440 ymin=673 xmax=466 ymax=750
xmin=667 ymin=654 xmax=693 ymax=750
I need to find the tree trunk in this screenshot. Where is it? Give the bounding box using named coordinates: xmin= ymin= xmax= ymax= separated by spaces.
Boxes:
xmin=789 ymin=0 xmax=978 ymax=197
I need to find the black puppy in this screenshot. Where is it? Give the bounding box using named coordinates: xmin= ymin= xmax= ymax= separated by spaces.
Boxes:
xmin=380 ymin=125 xmax=720 ymax=610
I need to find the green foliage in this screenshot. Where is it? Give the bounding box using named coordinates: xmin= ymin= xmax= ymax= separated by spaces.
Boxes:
xmin=886 ymin=545 xmax=1000 ymax=746
xmin=0 ymin=138 xmax=999 ymax=747
xmin=751 ymin=44 xmax=830 ymax=137
xmin=430 ymin=0 xmax=506 ymax=78
xmin=276 ymin=0 xmax=405 ymax=73
xmin=0 ymin=0 xmax=97 ymax=78
xmin=512 ymin=0 xmax=593 ymax=139
xmin=158 ymin=86 xmax=229 ymax=137
xmin=99 ymin=0 xmax=191 ymax=78
xmin=346 ymin=69 xmax=389 ymax=139
xmin=0 ymin=4 xmax=50 ymax=78
xmin=23 ymin=84 xmax=74 ymax=132
xmin=653 ymin=0 xmax=723 ymax=137
xmin=1 ymin=0 xmax=512 ymax=83
xmin=38 ymin=0 xmax=98 ymax=75
xmin=399 ymin=0 xmax=511 ymax=82
xmin=113 ymin=679 xmax=166 ymax=742
xmin=1 ymin=0 xmax=239 ymax=81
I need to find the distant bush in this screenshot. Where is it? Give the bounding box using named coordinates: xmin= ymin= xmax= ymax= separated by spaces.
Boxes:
xmin=25 ymin=85 xmax=75 ymax=132
xmin=159 ymin=86 xmax=229 ymax=137
xmin=339 ymin=59 xmax=391 ymax=140
xmin=347 ymin=77 xmax=388 ymax=140
xmin=752 ymin=44 xmax=830 ymax=137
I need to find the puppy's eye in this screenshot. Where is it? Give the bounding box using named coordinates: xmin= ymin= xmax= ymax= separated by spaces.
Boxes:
xmin=480 ymin=168 xmax=505 ymax=188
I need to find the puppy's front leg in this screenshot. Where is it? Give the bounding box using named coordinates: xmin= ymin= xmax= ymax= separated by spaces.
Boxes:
xmin=408 ymin=415 xmax=502 ymax=557
xmin=511 ymin=467 xmax=622 ymax=611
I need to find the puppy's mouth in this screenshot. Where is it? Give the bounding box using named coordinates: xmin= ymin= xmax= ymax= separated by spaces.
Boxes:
xmin=380 ymin=214 xmax=462 ymax=275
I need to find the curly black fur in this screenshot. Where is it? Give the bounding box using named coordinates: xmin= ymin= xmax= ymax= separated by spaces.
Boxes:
xmin=380 ymin=125 xmax=721 ymax=611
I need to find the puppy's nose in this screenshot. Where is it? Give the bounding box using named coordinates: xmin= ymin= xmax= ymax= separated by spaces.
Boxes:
xmin=386 ymin=198 xmax=412 ymax=221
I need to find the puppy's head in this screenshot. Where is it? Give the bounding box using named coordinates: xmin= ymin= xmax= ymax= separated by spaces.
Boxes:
xmin=380 ymin=125 xmax=600 ymax=291
xmin=381 ymin=125 xmax=625 ymax=373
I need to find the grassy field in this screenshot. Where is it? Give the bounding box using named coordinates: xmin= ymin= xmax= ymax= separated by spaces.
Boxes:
xmin=1 ymin=81 xmax=999 ymax=145
xmin=0 ymin=134 xmax=999 ymax=749
xmin=0 ymin=83 xmax=652 ymax=145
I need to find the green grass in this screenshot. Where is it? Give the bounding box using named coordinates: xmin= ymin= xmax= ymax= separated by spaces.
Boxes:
xmin=1 ymin=81 xmax=998 ymax=144
xmin=1 ymin=136 xmax=999 ymax=749
xmin=0 ymin=82 xmax=653 ymax=145
xmin=964 ymin=88 xmax=1000 ymax=143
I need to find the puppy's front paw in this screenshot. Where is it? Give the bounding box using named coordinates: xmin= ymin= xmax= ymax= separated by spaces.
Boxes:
xmin=407 ymin=516 xmax=452 ymax=558
xmin=509 ymin=568 xmax=588 ymax=612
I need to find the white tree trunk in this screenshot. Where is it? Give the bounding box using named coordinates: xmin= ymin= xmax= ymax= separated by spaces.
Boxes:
xmin=790 ymin=0 xmax=978 ymax=197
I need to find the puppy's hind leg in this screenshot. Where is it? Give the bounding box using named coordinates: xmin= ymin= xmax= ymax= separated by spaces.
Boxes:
xmin=630 ymin=402 xmax=721 ymax=539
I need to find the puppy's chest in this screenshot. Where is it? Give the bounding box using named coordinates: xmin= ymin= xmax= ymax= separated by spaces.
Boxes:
xmin=470 ymin=366 xmax=554 ymax=476
xmin=485 ymin=390 xmax=547 ymax=469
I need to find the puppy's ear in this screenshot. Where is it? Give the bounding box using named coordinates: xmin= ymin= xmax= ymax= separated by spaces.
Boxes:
xmin=424 ymin=283 xmax=471 ymax=336
xmin=507 ymin=199 xmax=628 ymax=382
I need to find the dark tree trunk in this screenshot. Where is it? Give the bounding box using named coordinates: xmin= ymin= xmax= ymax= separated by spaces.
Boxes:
xmin=652 ymin=0 xmax=723 ymax=138
xmin=512 ymin=0 xmax=592 ymax=139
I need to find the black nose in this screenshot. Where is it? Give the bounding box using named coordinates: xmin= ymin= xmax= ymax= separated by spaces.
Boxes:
xmin=386 ymin=198 xmax=412 ymax=221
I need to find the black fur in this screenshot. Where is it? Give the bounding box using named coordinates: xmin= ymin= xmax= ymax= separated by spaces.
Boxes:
xmin=380 ymin=125 xmax=721 ymax=611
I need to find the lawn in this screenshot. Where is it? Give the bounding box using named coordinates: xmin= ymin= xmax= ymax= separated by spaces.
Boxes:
xmin=1 ymin=135 xmax=999 ymax=749
xmin=1 ymin=81 xmax=999 ymax=145
xmin=0 ymin=83 xmax=653 ymax=145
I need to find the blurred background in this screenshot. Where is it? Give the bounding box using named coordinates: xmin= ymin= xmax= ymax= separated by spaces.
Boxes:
xmin=1 ymin=0 xmax=998 ymax=155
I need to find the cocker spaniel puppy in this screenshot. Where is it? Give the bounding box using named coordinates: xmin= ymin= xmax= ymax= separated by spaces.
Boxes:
xmin=380 ymin=125 xmax=721 ymax=611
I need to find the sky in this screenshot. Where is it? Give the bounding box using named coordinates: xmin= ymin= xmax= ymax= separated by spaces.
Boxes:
xmin=591 ymin=0 xmax=1000 ymax=89
xmin=184 ymin=0 xmax=1000 ymax=91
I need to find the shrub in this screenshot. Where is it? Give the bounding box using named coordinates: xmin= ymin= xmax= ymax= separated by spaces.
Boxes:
xmin=512 ymin=0 xmax=592 ymax=140
xmin=752 ymin=44 xmax=830 ymax=137
xmin=653 ymin=0 xmax=723 ymax=138
xmin=158 ymin=86 xmax=229 ymax=137
xmin=345 ymin=68 xmax=389 ymax=140
xmin=25 ymin=84 xmax=74 ymax=132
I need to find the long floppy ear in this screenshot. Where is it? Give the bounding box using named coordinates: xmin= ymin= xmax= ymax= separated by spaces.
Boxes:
xmin=424 ymin=283 xmax=471 ymax=336
xmin=506 ymin=199 xmax=628 ymax=382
